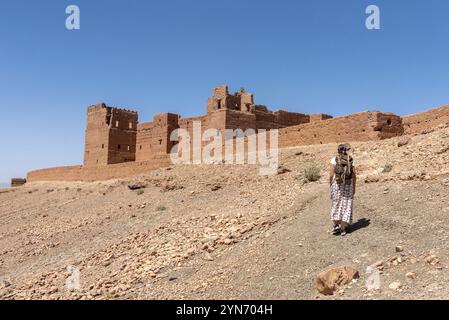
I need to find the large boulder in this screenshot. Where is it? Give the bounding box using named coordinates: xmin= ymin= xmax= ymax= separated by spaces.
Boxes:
xmin=315 ymin=266 xmax=360 ymax=295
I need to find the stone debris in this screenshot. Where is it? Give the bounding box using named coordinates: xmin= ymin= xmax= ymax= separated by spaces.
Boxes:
xmin=315 ymin=267 xmax=360 ymax=296
xmin=397 ymin=137 xmax=411 ymax=147
xmin=406 ymin=272 xmax=417 ymax=280
xmin=425 ymin=255 xmax=439 ymax=266
xmin=127 ymin=182 xmax=147 ymax=190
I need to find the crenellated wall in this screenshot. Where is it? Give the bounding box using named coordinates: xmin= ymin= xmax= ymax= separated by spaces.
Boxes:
xmin=22 ymin=85 xmax=449 ymax=183
xmin=278 ymin=111 xmax=403 ymax=148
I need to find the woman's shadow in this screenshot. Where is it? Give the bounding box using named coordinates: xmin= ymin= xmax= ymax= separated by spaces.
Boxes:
xmin=348 ymin=218 xmax=371 ymax=234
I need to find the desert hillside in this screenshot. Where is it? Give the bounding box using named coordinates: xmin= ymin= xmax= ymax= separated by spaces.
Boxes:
xmin=2 ymin=125 xmax=449 ymax=300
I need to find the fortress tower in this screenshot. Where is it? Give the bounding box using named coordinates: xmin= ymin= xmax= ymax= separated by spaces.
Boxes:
xmin=84 ymin=104 xmax=138 ymax=167
xmin=206 ymin=85 xmax=254 ymax=113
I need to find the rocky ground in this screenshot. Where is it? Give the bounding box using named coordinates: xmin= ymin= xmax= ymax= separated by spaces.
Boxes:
xmin=2 ymin=126 xmax=449 ymax=300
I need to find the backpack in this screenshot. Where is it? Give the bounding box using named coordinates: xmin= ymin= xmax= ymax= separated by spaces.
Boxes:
xmin=334 ymin=154 xmax=353 ymax=185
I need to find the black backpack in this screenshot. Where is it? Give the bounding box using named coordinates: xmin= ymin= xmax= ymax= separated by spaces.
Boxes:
xmin=334 ymin=154 xmax=353 ymax=185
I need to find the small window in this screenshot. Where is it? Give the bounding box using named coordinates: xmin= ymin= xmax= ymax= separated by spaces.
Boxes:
xmin=101 ymin=144 xmax=104 ymax=149
xmin=217 ymin=99 xmax=222 ymax=109
xmin=116 ymin=121 xmax=119 ymax=127
xmin=159 ymin=139 xmax=162 ymax=145
xmin=118 ymin=144 xmax=121 ymax=150
xmin=127 ymin=145 xmax=130 ymax=151
xmin=140 ymin=145 xmax=142 ymax=150
xmin=387 ymin=119 xmax=392 ymax=126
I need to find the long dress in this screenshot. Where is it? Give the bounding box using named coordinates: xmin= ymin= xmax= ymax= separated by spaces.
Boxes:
xmin=330 ymin=157 xmax=354 ymax=224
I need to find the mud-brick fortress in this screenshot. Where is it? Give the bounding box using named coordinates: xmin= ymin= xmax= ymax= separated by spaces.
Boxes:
xmin=24 ymin=85 xmax=449 ymax=183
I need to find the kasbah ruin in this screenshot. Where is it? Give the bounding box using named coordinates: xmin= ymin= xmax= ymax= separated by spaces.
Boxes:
xmin=13 ymin=84 xmax=449 ymax=185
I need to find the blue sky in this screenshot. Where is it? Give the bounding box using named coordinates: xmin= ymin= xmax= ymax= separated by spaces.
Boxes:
xmin=1 ymin=0 xmax=449 ymax=182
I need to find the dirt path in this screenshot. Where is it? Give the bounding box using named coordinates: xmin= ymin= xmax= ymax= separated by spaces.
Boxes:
xmin=138 ymin=180 xmax=449 ymax=300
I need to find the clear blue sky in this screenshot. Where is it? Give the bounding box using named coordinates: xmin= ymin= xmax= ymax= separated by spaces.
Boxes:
xmin=1 ymin=0 xmax=449 ymax=182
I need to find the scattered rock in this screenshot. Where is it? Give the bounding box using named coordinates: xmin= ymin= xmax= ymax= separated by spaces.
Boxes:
xmin=162 ymin=184 xmax=184 ymax=192
xmin=373 ymin=260 xmax=384 ymax=268
xmin=1 ymin=279 xmax=12 ymax=288
xmin=277 ymin=166 xmax=291 ymax=175
xmin=127 ymin=182 xmax=147 ymax=190
xmin=425 ymin=255 xmax=439 ymax=265
xmin=397 ymin=137 xmax=411 ymax=147
xmin=204 ymin=253 xmax=214 ymax=261
xmin=49 ymin=286 xmax=58 ymax=294
xmin=315 ymin=266 xmax=360 ymax=295
xmin=364 ymin=175 xmax=380 ymax=183
xmin=406 ymin=272 xmax=417 ymax=280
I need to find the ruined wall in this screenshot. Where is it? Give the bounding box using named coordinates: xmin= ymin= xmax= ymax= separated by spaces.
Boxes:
xmin=274 ymin=110 xmax=310 ymax=128
xmin=205 ymin=85 xmax=315 ymax=130
xmin=207 ymin=85 xmax=229 ymax=113
xmin=11 ymin=178 xmax=26 ymax=187
xmin=27 ymin=155 xmax=171 ymax=182
xmin=309 ymin=114 xmax=333 ymax=122
xmin=402 ymin=104 xmax=449 ymax=135
xmin=84 ymin=104 xmax=138 ymax=166
xmin=136 ymin=113 xmax=181 ymax=161
xmin=279 ymin=111 xmax=403 ymax=148
xmin=207 ymin=85 xmax=255 ymax=114
xmin=135 ymin=122 xmax=153 ymax=162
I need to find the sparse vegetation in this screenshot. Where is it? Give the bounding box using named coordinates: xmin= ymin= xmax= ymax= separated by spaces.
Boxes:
xmin=157 ymin=205 xmax=167 ymax=211
xmin=136 ymin=189 xmax=145 ymax=196
xmin=382 ymin=163 xmax=393 ymax=173
xmin=304 ymin=167 xmax=321 ymax=182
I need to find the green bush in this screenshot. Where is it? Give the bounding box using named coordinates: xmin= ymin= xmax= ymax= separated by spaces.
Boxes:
xmin=304 ymin=167 xmax=321 ymax=182
xmin=382 ymin=163 xmax=393 ymax=173
xmin=136 ymin=189 xmax=145 ymax=195
xmin=157 ymin=205 xmax=167 ymax=211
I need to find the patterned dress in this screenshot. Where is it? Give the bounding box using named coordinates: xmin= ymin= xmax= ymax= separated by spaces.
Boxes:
xmin=330 ymin=157 xmax=354 ymax=224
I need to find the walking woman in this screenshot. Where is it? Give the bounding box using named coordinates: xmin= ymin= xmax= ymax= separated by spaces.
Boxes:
xmin=329 ymin=144 xmax=356 ymax=236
